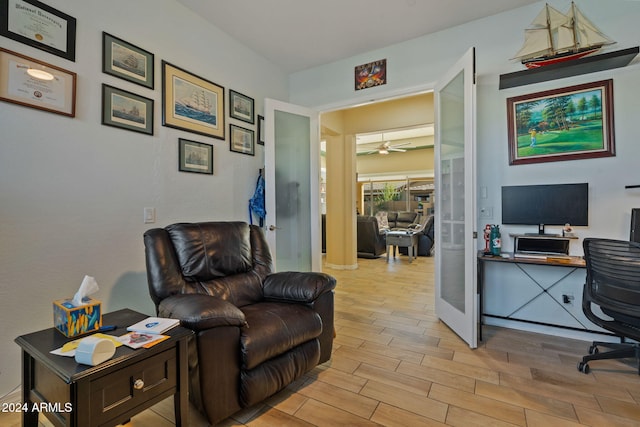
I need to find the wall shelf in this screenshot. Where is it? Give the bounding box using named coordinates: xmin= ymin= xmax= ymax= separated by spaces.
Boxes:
xmin=499 ymin=46 xmax=639 ymax=90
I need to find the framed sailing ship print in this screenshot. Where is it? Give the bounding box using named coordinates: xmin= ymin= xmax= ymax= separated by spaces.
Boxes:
xmin=101 ymin=84 xmax=153 ymax=135
xmin=179 ymin=138 xmax=213 ymax=174
xmin=102 ymin=32 xmax=154 ymax=89
xmin=507 ymin=80 xmax=615 ymax=165
xmin=161 ymin=61 xmax=225 ymax=140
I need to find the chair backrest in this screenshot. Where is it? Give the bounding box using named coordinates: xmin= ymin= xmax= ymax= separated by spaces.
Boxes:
xmin=144 ymin=222 xmax=273 ymax=309
xmin=583 ymin=238 xmax=640 ymax=319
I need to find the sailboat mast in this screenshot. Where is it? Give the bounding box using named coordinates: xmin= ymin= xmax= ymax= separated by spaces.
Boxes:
xmin=571 ymin=1 xmax=578 ymax=52
xmin=545 ymin=3 xmax=555 ymax=56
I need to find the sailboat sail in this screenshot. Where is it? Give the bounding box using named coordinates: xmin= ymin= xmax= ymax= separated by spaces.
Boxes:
xmin=512 ymin=2 xmax=614 ymax=68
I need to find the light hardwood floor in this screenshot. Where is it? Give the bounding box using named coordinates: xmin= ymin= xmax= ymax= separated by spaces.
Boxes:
xmin=4 ymin=255 xmax=640 ymax=426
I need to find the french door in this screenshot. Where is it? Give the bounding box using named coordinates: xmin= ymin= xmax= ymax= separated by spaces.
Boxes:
xmin=434 ymin=48 xmax=478 ymax=348
xmin=264 ymin=98 xmax=322 ymax=272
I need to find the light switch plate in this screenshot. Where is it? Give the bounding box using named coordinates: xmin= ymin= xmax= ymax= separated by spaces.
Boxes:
xmin=144 ymin=207 xmax=156 ymax=224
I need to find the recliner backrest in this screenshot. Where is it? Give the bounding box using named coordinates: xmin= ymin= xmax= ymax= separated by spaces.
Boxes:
xmin=144 ymin=222 xmax=273 ymax=309
xmin=167 ymin=222 xmax=253 ymax=280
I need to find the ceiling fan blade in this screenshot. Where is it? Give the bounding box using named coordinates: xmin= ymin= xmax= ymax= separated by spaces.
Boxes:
xmin=388 ymin=148 xmax=407 ymax=152
xmin=389 ymin=142 xmax=411 ymax=148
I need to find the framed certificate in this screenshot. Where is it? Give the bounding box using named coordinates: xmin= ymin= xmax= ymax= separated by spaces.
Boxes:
xmin=0 ymin=47 xmax=76 ymax=116
xmin=1 ymin=0 xmax=77 ymax=61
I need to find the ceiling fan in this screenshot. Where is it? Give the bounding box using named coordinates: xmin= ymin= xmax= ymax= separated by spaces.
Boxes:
xmin=361 ymin=141 xmax=411 ymax=155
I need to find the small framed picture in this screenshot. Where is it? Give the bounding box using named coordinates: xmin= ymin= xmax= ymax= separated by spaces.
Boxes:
xmin=257 ymin=114 xmax=265 ymax=145
xmin=355 ymin=59 xmax=386 ymax=91
xmin=102 ymin=32 xmax=154 ymax=89
xmin=101 ymin=84 xmax=153 ymax=135
xmin=230 ymin=124 xmax=254 ymax=156
xmin=229 ymin=89 xmax=254 ymax=124
xmin=179 ymin=138 xmax=213 ymax=174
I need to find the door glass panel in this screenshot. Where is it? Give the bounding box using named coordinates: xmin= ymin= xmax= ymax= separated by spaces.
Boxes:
xmin=275 ymin=110 xmax=311 ymax=271
xmin=440 ymin=71 xmax=465 ymax=313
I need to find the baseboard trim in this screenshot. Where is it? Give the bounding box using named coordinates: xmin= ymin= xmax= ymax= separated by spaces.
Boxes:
xmin=0 ymin=387 xmax=21 ymax=405
xmin=324 ymin=262 xmax=358 ymax=270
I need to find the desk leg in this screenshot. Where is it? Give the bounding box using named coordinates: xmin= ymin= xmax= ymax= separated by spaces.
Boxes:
xmin=477 ymin=257 xmax=483 ymax=342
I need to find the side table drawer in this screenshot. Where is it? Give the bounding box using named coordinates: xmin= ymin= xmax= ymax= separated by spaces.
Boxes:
xmin=89 ymin=348 xmax=177 ymax=425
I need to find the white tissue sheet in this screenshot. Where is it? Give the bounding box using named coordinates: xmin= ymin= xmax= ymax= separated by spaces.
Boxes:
xmin=72 ymin=275 xmax=99 ymax=307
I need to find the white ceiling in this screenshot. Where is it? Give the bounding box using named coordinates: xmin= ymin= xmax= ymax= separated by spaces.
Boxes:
xmin=176 ymin=0 xmax=539 ymax=73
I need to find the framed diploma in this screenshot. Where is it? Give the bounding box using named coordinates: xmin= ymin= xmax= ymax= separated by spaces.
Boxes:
xmin=0 ymin=0 xmax=77 ymax=61
xmin=0 ymin=47 xmax=76 ymax=117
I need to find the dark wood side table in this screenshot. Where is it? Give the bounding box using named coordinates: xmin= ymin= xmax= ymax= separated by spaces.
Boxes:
xmin=15 ymin=308 xmax=193 ymax=427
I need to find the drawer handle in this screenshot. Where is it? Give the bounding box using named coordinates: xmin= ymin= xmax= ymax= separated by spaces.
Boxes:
xmin=133 ymin=379 xmax=144 ymax=390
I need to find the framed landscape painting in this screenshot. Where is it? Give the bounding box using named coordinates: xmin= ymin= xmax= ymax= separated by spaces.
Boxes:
xmin=507 ymin=79 xmax=615 ymax=165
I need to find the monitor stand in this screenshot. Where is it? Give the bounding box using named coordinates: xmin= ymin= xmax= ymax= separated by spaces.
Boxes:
xmin=523 ymin=224 xmax=560 ymax=237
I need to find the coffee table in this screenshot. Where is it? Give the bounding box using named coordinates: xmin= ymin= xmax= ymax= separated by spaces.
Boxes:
xmin=386 ymin=231 xmax=419 ymax=263
xmin=15 ymin=308 xmax=193 ymax=427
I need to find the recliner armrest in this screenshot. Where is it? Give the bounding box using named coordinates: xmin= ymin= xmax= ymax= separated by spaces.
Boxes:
xmin=263 ymin=272 xmax=336 ymax=303
xmin=158 ymin=294 xmax=246 ymax=331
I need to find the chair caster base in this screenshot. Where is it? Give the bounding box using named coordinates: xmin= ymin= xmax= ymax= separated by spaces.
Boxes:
xmin=577 ymin=361 xmax=590 ymax=374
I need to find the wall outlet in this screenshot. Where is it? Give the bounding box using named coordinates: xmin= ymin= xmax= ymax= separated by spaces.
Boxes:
xmin=479 ymin=206 xmax=493 ymax=219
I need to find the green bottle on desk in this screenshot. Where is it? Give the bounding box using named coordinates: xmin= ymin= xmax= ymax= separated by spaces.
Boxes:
xmin=490 ymin=225 xmax=502 ymax=256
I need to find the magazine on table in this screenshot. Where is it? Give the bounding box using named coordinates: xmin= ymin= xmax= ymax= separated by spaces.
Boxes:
xmin=126 ymin=317 xmax=180 ymax=334
xmin=118 ymin=332 xmax=169 ymax=349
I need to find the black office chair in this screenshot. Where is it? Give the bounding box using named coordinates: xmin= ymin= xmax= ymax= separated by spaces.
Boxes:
xmin=578 ymin=238 xmax=640 ymax=374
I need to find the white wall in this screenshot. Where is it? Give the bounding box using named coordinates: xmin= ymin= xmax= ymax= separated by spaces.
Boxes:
xmin=290 ymin=0 xmax=640 ymax=255
xmin=0 ymin=0 xmax=287 ymax=395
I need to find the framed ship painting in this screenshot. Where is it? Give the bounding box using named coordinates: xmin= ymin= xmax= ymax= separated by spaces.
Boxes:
xmin=162 ymin=61 xmax=225 ymax=140
xmin=101 ymin=84 xmax=153 ymax=135
xmin=102 ymin=32 xmax=154 ymax=89
xmin=507 ymin=79 xmax=615 ymax=165
xmin=179 ymin=138 xmax=213 ymax=174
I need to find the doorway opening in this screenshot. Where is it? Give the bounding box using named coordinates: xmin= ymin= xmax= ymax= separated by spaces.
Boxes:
xmin=320 ymin=91 xmax=434 ymax=269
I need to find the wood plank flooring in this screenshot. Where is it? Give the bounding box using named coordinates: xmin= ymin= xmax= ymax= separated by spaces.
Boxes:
xmin=3 ymin=255 xmax=640 ymax=426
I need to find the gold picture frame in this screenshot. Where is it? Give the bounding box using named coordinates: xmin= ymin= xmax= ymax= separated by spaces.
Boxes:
xmin=0 ymin=47 xmax=76 ymax=117
xmin=162 ymin=61 xmax=224 ymax=139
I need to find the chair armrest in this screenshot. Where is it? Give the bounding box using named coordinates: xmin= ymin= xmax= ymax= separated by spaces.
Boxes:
xmin=263 ymin=272 xmax=336 ymax=303
xmin=158 ymin=294 xmax=246 ymax=332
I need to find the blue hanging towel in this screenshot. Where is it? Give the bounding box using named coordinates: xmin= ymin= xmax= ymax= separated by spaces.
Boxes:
xmin=249 ymin=171 xmax=266 ymax=226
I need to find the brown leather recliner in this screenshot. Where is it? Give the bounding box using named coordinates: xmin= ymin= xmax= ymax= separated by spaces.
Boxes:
xmin=143 ymin=221 xmax=336 ymax=425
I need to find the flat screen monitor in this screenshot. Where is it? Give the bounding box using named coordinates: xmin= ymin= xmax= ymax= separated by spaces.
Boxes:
xmin=501 ymin=183 xmax=588 ymax=235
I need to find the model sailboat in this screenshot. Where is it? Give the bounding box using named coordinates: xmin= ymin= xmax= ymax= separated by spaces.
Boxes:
xmin=512 ymin=2 xmax=615 ymax=68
